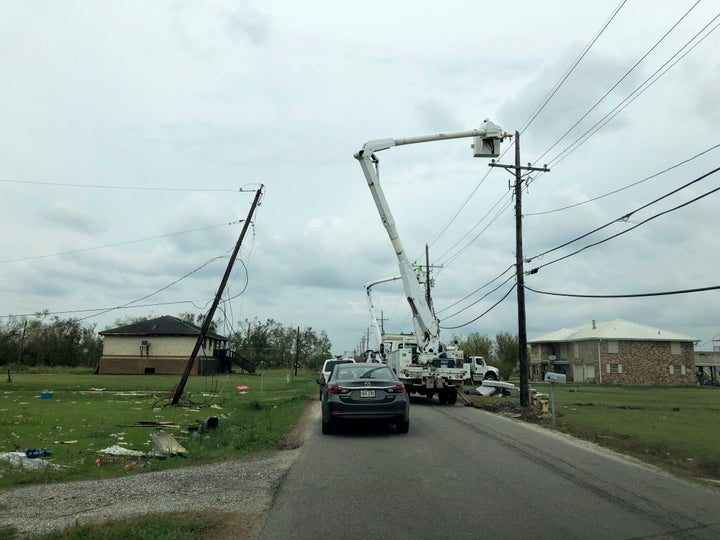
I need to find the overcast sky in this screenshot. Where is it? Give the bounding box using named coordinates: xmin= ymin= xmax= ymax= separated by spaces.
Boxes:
xmin=2 ymin=0 xmax=719 ymax=355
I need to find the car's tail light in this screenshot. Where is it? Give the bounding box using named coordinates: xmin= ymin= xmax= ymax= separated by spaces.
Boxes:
xmin=385 ymin=384 xmax=406 ymax=393
xmin=328 ymin=385 xmax=350 ymax=394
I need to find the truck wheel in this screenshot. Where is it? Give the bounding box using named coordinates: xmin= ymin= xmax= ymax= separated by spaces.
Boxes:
xmin=485 ymin=373 xmax=498 ymax=381
xmin=437 ymin=391 xmax=447 ymax=405
xmin=447 ymin=390 xmax=457 ymax=405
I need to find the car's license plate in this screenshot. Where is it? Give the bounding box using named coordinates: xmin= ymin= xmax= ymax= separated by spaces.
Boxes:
xmin=360 ymin=389 xmax=375 ymax=398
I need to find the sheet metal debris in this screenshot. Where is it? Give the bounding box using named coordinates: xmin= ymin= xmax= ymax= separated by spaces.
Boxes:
xmin=150 ymin=432 xmax=188 ymax=456
xmin=466 ymin=380 xmax=519 ymax=397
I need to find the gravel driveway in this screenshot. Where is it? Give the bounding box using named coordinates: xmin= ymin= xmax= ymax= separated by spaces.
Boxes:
xmin=0 ymin=401 xmax=319 ymax=538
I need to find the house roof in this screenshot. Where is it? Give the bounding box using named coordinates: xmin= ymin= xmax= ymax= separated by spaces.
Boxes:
xmin=99 ymin=315 xmax=226 ymax=340
xmin=529 ymin=319 xmax=698 ymax=344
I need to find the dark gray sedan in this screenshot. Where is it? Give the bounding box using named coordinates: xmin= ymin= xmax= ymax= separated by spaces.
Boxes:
xmin=317 ymin=362 xmax=410 ymax=434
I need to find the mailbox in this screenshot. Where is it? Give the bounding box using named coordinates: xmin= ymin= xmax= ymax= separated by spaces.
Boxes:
xmin=544 ymin=372 xmax=566 ymax=384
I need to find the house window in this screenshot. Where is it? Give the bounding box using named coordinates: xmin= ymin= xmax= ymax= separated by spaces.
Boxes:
xmin=607 ymin=341 xmax=619 ymax=354
xmin=670 ymin=365 xmax=686 ymax=375
xmin=670 ymin=342 xmax=681 ymax=355
xmin=607 ymin=363 xmax=623 ymax=374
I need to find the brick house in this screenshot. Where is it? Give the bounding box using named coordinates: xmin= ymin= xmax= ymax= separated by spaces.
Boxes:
xmin=528 ymin=319 xmax=698 ymax=385
xmin=97 ymin=315 xmax=236 ymax=375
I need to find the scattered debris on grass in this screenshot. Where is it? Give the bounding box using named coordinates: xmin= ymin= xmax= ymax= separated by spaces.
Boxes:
xmin=188 ymin=416 xmax=219 ymax=436
xmin=0 ymin=451 xmax=62 ymax=470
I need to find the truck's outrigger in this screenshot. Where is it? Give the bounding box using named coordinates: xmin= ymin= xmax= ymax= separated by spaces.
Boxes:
xmin=354 ymin=121 xmax=506 ymax=403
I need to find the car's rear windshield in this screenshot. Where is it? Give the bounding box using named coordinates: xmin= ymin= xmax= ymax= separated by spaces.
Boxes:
xmin=335 ymin=365 xmax=393 ymax=380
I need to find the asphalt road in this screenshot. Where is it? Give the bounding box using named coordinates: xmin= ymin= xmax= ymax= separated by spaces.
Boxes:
xmin=258 ymin=397 xmax=720 ymax=539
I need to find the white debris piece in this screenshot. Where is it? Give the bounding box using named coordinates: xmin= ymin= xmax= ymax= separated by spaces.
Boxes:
xmin=97 ymin=445 xmax=146 ymax=457
xmin=0 ymin=452 xmax=62 ymax=470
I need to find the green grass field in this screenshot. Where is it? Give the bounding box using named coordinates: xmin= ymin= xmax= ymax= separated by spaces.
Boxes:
xmin=516 ymin=382 xmax=720 ymax=481
xmin=0 ymin=368 xmax=316 ymax=490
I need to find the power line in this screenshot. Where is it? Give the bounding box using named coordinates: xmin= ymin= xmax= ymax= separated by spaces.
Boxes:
xmin=544 ymin=13 xmax=720 ymax=170
xmin=0 ymin=178 xmax=253 ymax=192
xmin=528 ymin=169 xmax=720 ymax=274
xmin=528 ymin=165 xmax=720 ymax=263
xmin=79 ymin=252 xmax=232 ymax=321
xmin=440 ymin=283 xmax=516 ymax=330
xmin=525 ymin=142 xmax=720 ymax=216
xmin=437 ymin=263 xmax=515 ymax=314
xmin=534 ymin=1 xmax=702 ymax=166
xmin=520 ymin=0 xmax=627 ymax=136
xmin=440 ymin=272 xmax=516 ymax=321
xmin=429 ymin=0 xmax=625 ymax=264
xmin=0 ymin=220 xmax=243 ymax=264
xmin=525 ymin=284 xmax=720 ymax=298
xmin=426 ymin=166 xmax=495 ymax=251
xmin=435 ymin=190 xmax=514 ymax=267
xmin=0 ymin=299 xmax=211 ymax=320
xmin=426 ymin=2 xmax=627 ymax=294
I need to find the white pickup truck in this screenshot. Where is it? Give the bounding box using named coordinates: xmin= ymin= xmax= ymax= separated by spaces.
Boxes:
xmin=463 ymin=356 xmax=500 ymax=385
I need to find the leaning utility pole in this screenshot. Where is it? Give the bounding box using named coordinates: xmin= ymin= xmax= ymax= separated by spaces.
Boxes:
xmin=294 ymin=326 xmax=300 ymax=377
xmin=171 ymin=187 xmax=264 ymax=405
xmin=490 ymin=132 xmax=548 ymax=407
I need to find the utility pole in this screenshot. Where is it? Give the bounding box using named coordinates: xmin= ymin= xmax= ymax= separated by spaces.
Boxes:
xmin=171 ymin=187 xmax=264 ymax=405
xmin=379 ymin=310 xmax=388 ymax=334
xmin=490 ymin=132 xmax=548 ymax=407
xmin=294 ymin=326 xmax=300 ymax=377
xmin=425 ymin=244 xmax=432 ymax=306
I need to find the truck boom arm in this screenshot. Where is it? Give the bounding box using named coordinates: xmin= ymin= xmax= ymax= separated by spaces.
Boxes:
xmin=364 ymin=275 xmax=402 ymax=351
xmin=354 ymin=120 xmax=505 ymax=356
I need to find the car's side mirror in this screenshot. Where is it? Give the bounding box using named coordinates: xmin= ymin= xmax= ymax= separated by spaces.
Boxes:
xmin=316 ymin=378 xmax=326 ymax=385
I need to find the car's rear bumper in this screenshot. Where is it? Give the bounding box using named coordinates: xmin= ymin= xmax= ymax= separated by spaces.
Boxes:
xmin=327 ymin=405 xmax=408 ymax=423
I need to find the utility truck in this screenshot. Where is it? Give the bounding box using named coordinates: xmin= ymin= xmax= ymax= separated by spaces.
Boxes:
xmin=463 ymin=356 xmax=500 ymax=385
xmin=354 ymin=120 xmax=506 ymax=404
xmin=365 ymin=277 xmax=471 ymax=404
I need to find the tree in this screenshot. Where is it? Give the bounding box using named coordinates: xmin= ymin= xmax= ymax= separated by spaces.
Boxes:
xmin=0 ymin=317 xmax=25 ymax=366
xmin=177 ymin=312 xmax=218 ymax=333
xmin=0 ymin=314 xmax=103 ymax=368
xmin=80 ymin=324 xmax=103 ymax=367
xmin=111 ymin=315 xmax=151 ymax=328
xmin=227 ymin=318 xmax=332 ymax=370
xmin=459 ymin=332 xmax=494 ymax=360
xmin=495 ymin=331 xmax=519 ymax=380
xmin=26 ymin=316 xmax=83 ymax=367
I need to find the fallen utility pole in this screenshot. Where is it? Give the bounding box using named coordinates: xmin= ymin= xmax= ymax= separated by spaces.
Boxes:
xmin=489 ymin=132 xmax=548 ymax=407
xmin=171 ymin=186 xmax=264 ymax=405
